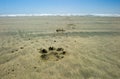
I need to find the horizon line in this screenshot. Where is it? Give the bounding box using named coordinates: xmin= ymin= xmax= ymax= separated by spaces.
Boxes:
xmin=0 ymin=13 xmax=120 ymax=17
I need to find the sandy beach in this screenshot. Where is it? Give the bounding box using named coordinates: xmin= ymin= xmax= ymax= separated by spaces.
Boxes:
xmin=0 ymin=16 xmax=120 ymax=79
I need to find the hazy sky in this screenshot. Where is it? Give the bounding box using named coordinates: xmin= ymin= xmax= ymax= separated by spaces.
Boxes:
xmin=0 ymin=0 xmax=120 ymax=14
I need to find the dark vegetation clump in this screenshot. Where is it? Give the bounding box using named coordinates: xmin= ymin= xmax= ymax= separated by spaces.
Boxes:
xmin=15 ymin=49 xmax=18 ymax=51
xmin=20 ymin=47 xmax=24 ymax=49
xmin=56 ymin=55 xmax=60 ymax=58
xmin=12 ymin=69 xmax=14 ymax=72
xmin=54 ymin=40 xmax=56 ymax=42
xmin=62 ymin=51 xmax=66 ymax=55
xmin=11 ymin=51 xmax=14 ymax=53
xmin=49 ymin=47 xmax=55 ymax=51
xmin=34 ymin=67 xmax=37 ymax=69
xmin=57 ymin=48 xmax=64 ymax=51
xmin=40 ymin=49 xmax=48 ymax=53
xmin=11 ymin=49 xmax=18 ymax=53
xmin=53 ymin=52 xmax=58 ymax=55
xmin=56 ymin=28 xmax=65 ymax=33
xmin=39 ymin=47 xmax=67 ymax=61
xmin=41 ymin=54 xmax=49 ymax=60
xmin=61 ymin=56 xmax=64 ymax=58
xmin=28 ymin=38 xmax=31 ymax=40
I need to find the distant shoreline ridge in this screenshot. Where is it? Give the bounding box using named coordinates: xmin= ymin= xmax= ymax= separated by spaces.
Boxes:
xmin=0 ymin=14 xmax=120 ymax=17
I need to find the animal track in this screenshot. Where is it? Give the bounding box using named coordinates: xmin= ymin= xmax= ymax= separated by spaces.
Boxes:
xmin=38 ymin=47 xmax=67 ymax=61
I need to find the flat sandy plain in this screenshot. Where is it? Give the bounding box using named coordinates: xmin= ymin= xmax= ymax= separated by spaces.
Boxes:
xmin=0 ymin=16 xmax=120 ymax=79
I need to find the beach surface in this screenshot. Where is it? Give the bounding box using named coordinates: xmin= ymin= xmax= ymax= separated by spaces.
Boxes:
xmin=0 ymin=16 xmax=120 ymax=79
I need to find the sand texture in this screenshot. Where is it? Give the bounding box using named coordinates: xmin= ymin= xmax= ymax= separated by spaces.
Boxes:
xmin=0 ymin=16 xmax=120 ymax=79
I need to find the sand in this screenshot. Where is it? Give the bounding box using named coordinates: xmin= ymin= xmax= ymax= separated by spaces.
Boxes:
xmin=0 ymin=16 xmax=120 ymax=79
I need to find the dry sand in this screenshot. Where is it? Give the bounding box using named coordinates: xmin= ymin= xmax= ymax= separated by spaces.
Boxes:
xmin=0 ymin=16 xmax=120 ymax=79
